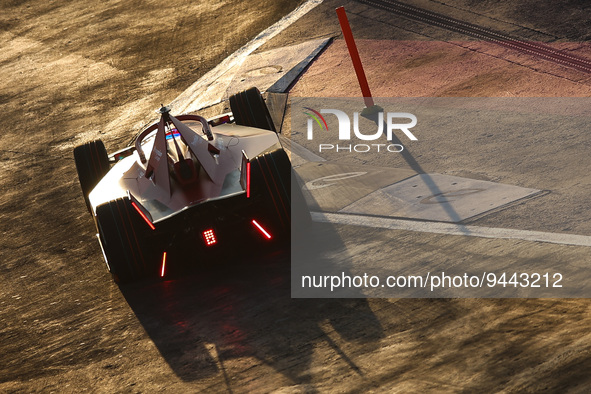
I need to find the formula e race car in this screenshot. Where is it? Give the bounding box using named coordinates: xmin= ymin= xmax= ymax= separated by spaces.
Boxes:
xmin=74 ymin=87 xmax=308 ymax=284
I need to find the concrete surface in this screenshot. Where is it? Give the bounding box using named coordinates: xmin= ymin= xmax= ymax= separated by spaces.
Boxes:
xmin=296 ymin=162 xmax=416 ymax=211
xmin=340 ymin=173 xmax=541 ymax=223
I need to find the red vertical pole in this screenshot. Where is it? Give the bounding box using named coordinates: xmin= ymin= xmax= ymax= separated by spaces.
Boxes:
xmin=336 ymin=6 xmax=374 ymax=108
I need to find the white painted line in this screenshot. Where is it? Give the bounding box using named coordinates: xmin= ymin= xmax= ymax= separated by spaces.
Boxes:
xmin=172 ymin=0 xmax=324 ymax=114
xmin=312 ymin=212 xmax=591 ymax=247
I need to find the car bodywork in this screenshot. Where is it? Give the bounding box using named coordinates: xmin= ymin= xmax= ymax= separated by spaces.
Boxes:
xmin=75 ymin=88 xmax=301 ymax=283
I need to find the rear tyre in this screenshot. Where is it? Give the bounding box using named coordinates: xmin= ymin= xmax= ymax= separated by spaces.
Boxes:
xmin=229 ymin=87 xmax=276 ymax=132
xmin=74 ymin=140 xmax=110 ymax=213
xmin=95 ymin=198 xmax=160 ymax=284
xmin=250 ymin=148 xmax=311 ymax=239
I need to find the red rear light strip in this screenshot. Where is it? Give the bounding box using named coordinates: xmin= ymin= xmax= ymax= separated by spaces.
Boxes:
xmin=131 ymin=201 xmax=155 ymax=230
xmin=160 ymin=252 xmax=167 ymax=277
xmin=246 ymin=161 xmax=251 ymax=198
xmin=252 ymin=219 xmax=272 ymax=239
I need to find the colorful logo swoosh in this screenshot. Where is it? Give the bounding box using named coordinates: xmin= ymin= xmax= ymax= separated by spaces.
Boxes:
xmin=303 ymin=107 xmax=328 ymax=131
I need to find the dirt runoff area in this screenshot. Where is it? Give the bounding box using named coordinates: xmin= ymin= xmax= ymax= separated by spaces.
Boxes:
xmin=3 ymin=0 xmax=591 ymax=392
xmin=0 ymin=0 xmax=304 ymax=391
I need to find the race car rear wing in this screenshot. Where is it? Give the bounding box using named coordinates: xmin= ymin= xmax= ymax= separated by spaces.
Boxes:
xmin=134 ymin=108 xmax=222 ymax=196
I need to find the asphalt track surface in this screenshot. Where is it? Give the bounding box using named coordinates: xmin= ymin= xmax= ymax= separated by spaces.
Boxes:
xmin=359 ymin=0 xmax=591 ymax=73
xmin=3 ymin=0 xmax=591 ymax=392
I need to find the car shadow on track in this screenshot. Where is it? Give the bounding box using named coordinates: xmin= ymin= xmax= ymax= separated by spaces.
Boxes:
xmin=119 ymin=224 xmax=383 ymax=388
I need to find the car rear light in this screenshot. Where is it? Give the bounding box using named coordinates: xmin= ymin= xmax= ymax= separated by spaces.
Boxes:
xmin=252 ymin=219 xmax=272 ymax=239
xmin=202 ymin=229 xmax=217 ymax=246
xmin=131 ymin=201 xmax=155 ymax=230
xmin=246 ymin=161 xmax=251 ymax=198
xmin=160 ymin=252 xmax=167 ymax=277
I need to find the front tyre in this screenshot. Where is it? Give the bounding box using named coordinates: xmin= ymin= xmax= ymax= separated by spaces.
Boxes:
xmin=229 ymin=87 xmax=276 ymax=132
